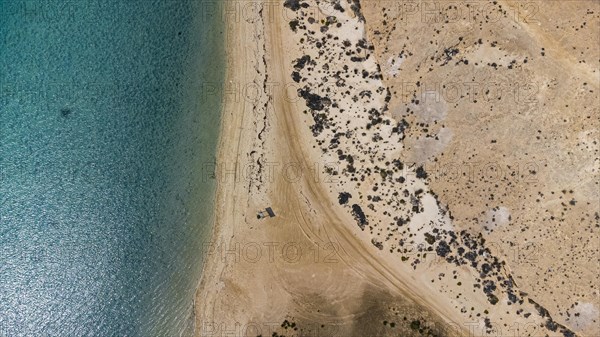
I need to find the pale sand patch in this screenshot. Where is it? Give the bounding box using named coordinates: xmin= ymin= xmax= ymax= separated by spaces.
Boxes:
xmin=483 ymin=206 xmax=511 ymax=232
xmin=385 ymin=54 xmax=404 ymax=77
xmin=567 ymin=302 xmax=599 ymax=331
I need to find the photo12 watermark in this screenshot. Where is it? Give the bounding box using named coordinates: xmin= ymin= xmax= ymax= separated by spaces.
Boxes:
xmin=200 ymin=320 xmax=343 ymax=337
xmin=413 ymin=160 xmax=545 ymax=185
xmin=375 ymin=0 xmax=539 ymax=25
xmin=202 ymin=240 xmax=343 ymax=265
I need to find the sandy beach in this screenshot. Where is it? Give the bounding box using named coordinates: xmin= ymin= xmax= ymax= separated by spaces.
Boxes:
xmin=195 ymin=1 xmax=599 ymax=336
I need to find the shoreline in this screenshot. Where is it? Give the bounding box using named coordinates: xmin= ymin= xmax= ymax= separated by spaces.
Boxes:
xmin=192 ymin=1 xmax=258 ymax=334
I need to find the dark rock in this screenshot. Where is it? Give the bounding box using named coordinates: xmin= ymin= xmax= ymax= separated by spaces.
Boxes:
xmin=464 ymin=251 xmax=477 ymax=262
xmin=424 ymin=233 xmax=436 ymax=244
xmin=545 ymin=319 xmax=558 ymax=331
xmin=298 ymin=88 xmax=330 ymax=111
xmin=482 ymin=280 xmax=496 ymax=294
xmin=487 ymin=294 xmax=499 ymax=305
xmin=289 ymin=20 xmax=299 ymax=32
xmin=292 ymin=71 xmax=302 ymax=83
xmin=416 ymin=166 xmax=428 ymax=179
xmin=507 ymin=291 xmax=518 ymax=304
xmin=528 ymin=298 xmax=550 ymax=318
xmin=283 ymin=0 xmax=307 ymax=11
xmin=351 ymin=204 xmax=368 ymax=230
xmin=338 ymin=192 xmax=352 ymax=205
xmin=371 ymin=238 xmax=383 ymax=250
xmin=436 ymin=241 xmax=451 ymax=257
xmin=293 ymin=55 xmax=312 ymax=70
xmin=350 ymin=1 xmax=365 ymax=22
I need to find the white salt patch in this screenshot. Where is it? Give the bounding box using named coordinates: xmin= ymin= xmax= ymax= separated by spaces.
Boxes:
xmin=363 ymin=56 xmax=379 ymax=73
xmin=567 ymin=302 xmax=599 ymax=330
xmin=407 ymin=127 xmax=453 ymax=165
xmin=393 ymin=91 xmax=448 ymax=124
xmin=409 ymin=192 xmax=454 ymax=245
xmin=385 ymin=55 xmax=404 ymax=77
xmin=483 ymin=206 xmax=510 ymax=232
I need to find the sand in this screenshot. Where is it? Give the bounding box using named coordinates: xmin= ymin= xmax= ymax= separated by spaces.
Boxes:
xmin=194 ymin=1 xmax=599 ymax=336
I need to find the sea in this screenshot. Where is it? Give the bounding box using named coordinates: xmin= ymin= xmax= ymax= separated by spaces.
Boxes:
xmin=0 ymin=0 xmax=224 ymax=335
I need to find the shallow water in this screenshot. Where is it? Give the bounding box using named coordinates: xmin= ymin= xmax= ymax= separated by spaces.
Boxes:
xmin=0 ymin=1 xmax=223 ymax=335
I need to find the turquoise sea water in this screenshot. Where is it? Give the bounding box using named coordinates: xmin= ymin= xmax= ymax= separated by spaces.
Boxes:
xmin=0 ymin=1 xmax=224 ymax=335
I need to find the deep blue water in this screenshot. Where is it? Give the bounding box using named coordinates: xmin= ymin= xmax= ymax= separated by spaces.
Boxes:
xmin=0 ymin=1 xmax=224 ymax=335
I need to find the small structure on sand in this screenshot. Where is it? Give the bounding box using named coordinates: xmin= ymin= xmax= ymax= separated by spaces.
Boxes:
xmin=257 ymin=207 xmax=276 ymax=219
xmin=265 ymin=207 xmax=275 ymax=217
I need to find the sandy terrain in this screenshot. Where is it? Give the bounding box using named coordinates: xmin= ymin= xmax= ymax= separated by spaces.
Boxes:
xmin=194 ymin=1 xmax=599 ymax=336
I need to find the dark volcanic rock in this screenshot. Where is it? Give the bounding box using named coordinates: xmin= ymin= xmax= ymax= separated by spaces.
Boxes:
xmin=338 ymin=192 xmax=352 ymax=205
xmin=528 ymin=298 xmax=550 ymax=318
xmin=483 ymin=280 xmax=496 ymax=294
xmin=289 ymin=19 xmax=299 ymax=32
xmin=349 ymin=0 xmax=365 ymax=22
xmin=292 ymin=71 xmax=302 ymax=83
xmin=293 ymin=55 xmax=312 ymax=70
xmin=507 ymin=290 xmax=518 ymax=304
xmin=416 ymin=166 xmax=428 ymax=179
xmin=545 ymin=319 xmax=558 ymax=332
xmin=351 ymin=204 xmax=368 ymax=229
xmin=487 ymin=294 xmax=499 ymax=305
xmin=481 ymin=263 xmax=492 ymax=275
xmin=371 ymin=238 xmax=383 ymax=250
xmin=284 ymin=0 xmax=307 ymax=11
xmin=436 ymin=241 xmax=451 ymax=257
xmin=464 ymin=251 xmax=477 ymax=262
xmin=298 ymin=88 xmax=330 ymax=111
